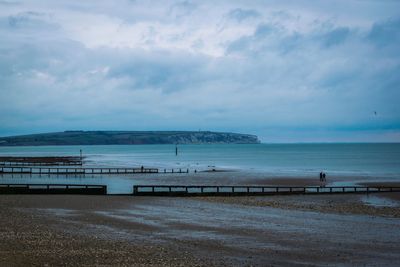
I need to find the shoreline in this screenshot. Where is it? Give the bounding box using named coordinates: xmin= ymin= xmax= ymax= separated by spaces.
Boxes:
xmin=1 ymin=170 xmax=399 ymax=192
xmin=1 ymin=167 xmax=400 ymax=265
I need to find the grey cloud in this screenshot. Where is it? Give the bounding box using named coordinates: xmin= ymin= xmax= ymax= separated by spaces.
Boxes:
xmin=226 ymin=23 xmax=281 ymax=55
xmin=0 ymin=0 xmax=19 ymax=5
xmin=367 ymin=17 xmax=400 ymax=47
xmin=228 ymin=8 xmax=260 ymax=22
xmin=103 ymin=50 xmax=209 ymax=93
xmin=225 ymin=35 xmax=250 ymax=54
xmin=168 ymin=1 xmax=197 ymax=19
xmin=254 ymin=23 xmax=276 ymax=38
xmin=321 ymin=27 xmax=351 ymax=47
xmin=7 ymin=11 xmax=56 ymax=29
xmin=279 ymin=32 xmax=304 ymax=55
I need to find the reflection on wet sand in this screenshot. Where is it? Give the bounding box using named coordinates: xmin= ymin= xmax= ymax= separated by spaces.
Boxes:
xmin=1 ymin=194 xmax=400 ymax=266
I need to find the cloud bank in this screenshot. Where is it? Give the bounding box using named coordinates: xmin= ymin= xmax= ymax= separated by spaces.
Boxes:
xmin=0 ymin=0 xmax=399 ymax=142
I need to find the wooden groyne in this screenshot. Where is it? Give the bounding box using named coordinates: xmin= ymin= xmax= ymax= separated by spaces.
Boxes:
xmin=133 ymin=185 xmax=400 ymax=196
xmin=1 ymin=184 xmax=399 ymax=196
xmin=0 ymin=167 xmax=193 ymax=175
xmin=0 ymin=161 xmax=82 ymax=166
xmin=0 ymin=184 xmax=107 ymax=194
xmin=0 ymin=156 xmax=83 ymax=166
xmin=0 ymin=167 xmax=159 ymax=175
xmin=162 ymin=168 xmax=189 ymax=174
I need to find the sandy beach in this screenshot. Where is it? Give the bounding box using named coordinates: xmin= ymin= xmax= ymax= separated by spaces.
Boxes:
xmin=1 ymin=184 xmax=400 ymax=266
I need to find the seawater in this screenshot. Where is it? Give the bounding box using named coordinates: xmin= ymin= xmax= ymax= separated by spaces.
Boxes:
xmin=1 ymin=143 xmax=399 ymax=176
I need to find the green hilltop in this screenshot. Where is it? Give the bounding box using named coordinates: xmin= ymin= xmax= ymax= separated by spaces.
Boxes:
xmin=0 ymin=131 xmax=260 ymax=146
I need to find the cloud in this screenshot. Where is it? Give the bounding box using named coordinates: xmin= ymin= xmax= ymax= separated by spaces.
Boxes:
xmin=321 ymin=27 xmax=351 ymax=47
xmin=0 ymin=0 xmax=399 ymax=142
xmin=367 ymin=17 xmax=400 ymax=48
xmin=0 ymin=0 xmax=19 ymax=6
xmin=168 ymin=1 xmax=197 ymax=19
xmin=228 ymin=8 xmax=260 ymax=22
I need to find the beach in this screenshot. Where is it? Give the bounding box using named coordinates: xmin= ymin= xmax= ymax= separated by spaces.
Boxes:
xmin=1 ymin=187 xmax=400 ymax=266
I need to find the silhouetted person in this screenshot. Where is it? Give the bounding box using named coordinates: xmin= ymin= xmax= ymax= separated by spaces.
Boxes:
xmin=319 ymin=172 xmax=323 ymax=182
xmin=322 ymin=172 xmax=326 ymax=182
xmin=141 ymin=165 xmax=144 ymax=173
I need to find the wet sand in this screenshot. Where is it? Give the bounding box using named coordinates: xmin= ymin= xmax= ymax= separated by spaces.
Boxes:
xmin=199 ymin=193 xmax=400 ymax=218
xmin=1 ymin=192 xmax=400 ymax=266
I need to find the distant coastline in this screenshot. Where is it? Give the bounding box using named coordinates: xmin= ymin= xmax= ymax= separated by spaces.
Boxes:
xmin=0 ymin=130 xmax=260 ymax=146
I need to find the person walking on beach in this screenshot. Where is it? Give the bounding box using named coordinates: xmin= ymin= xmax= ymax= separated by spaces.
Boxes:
xmin=319 ymin=171 xmax=327 ymax=187
xmin=141 ymin=165 xmax=144 ymax=173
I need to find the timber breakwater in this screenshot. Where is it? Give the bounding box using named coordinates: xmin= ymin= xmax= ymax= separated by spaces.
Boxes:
xmin=1 ymin=183 xmax=400 ymax=196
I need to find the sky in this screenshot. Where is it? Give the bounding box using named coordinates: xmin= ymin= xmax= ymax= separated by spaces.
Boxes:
xmin=0 ymin=0 xmax=399 ymax=142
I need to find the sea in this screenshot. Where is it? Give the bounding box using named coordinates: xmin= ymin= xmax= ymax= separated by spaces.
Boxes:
xmin=1 ymin=143 xmax=399 ymax=193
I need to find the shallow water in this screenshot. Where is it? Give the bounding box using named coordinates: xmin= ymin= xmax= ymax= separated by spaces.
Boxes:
xmin=1 ymin=143 xmax=399 ymax=177
xmin=1 ymin=144 xmax=399 ymax=193
xmin=361 ymin=195 xmax=400 ymax=207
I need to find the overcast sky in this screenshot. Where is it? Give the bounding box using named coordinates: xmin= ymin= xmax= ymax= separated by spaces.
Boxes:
xmin=0 ymin=0 xmax=399 ymax=142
